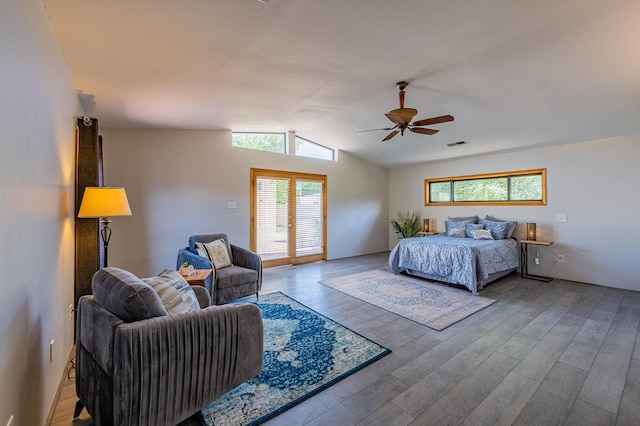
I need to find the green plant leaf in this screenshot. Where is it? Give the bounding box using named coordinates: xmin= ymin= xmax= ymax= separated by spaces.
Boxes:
xmin=390 ymin=210 xmax=421 ymax=239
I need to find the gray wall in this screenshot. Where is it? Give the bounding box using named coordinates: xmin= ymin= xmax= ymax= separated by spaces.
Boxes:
xmin=100 ymin=128 xmax=390 ymax=277
xmin=0 ymin=1 xmax=78 ymax=424
xmin=389 ymin=136 xmax=640 ymax=291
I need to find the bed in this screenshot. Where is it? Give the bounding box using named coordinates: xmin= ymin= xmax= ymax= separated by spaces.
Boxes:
xmin=389 ymin=233 xmax=519 ymax=295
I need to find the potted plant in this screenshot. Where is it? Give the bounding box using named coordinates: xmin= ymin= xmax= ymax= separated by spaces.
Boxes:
xmin=179 ymin=261 xmax=190 ymax=276
xmin=390 ymin=210 xmax=421 ymax=239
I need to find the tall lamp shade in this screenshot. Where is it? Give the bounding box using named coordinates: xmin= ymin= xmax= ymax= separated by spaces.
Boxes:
xmin=78 ymin=187 xmax=132 ymax=267
xmin=526 ymin=223 xmax=537 ymax=241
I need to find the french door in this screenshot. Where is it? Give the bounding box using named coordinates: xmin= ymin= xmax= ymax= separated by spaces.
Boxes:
xmin=250 ymin=168 xmax=327 ymax=268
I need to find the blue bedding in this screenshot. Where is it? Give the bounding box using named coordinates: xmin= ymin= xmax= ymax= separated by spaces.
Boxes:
xmin=389 ymin=235 xmax=519 ymax=294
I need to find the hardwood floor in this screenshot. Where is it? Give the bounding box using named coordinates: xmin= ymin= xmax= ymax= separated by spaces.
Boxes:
xmin=49 ymin=253 xmax=640 ymax=425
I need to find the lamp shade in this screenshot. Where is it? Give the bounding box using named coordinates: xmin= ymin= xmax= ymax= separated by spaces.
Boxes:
xmin=78 ymin=187 xmax=132 ymax=218
xmin=526 ymin=222 xmax=537 ymax=241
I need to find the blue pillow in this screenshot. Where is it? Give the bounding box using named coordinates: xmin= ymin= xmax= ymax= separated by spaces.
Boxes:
xmin=448 ymin=227 xmax=466 ymax=238
xmin=445 ymin=220 xmax=468 ymax=237
xmin=484 ymin=215 xmax=517 ymax=239
xmin=479 ymin=219 xmax=510 ymax=240
xmin=465 ymin=223 xmax=485 ymax=238
xmin=448 ymin=215 xmax=479 ymax=223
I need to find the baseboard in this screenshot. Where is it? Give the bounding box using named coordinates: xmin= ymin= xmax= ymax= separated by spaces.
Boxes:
xmin=45 ymin=346 xmax=76 ymax=426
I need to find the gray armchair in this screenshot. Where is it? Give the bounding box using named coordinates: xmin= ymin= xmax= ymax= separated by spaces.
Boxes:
xmin=176 ymin=233 xmax=262 ymax=305
xmin=74 ymin=267 xmax=264 ymax=426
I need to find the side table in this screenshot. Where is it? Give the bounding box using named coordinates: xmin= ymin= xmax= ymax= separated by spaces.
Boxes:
xmin=182 ymin=269 xmax=212 ymax=287
xmin=520 ymin=240 xmax=554 ymax=282
xmin=417 ymin=231 xmax=437 ymax=236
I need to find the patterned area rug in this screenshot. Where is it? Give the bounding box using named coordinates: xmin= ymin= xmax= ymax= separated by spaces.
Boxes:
xmin=200 ymin=292 xmax=390 ymax=425
xmin=320 ymin=270 xmax=497 ymax=331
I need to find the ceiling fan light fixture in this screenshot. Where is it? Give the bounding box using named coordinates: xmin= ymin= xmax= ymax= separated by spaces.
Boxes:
xmin=387 ymin=108 xmax=418 ymax=124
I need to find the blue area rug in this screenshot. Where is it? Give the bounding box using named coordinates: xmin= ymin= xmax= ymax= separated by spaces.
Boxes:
xmin=200 ymin=292 xmax=391 ymax=425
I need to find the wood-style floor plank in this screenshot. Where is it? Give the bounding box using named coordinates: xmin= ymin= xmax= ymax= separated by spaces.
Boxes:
xmin=512 ymin=361 xmax=588 ymax=426
xmin=47 ymin=252 xmax=640 ymax=426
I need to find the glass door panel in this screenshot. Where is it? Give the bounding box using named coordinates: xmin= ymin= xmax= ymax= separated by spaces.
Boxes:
xmin=255 ymin=177 xmax=290 ymax=262
xmin=295 ymin=180 xmax=324 ymax=257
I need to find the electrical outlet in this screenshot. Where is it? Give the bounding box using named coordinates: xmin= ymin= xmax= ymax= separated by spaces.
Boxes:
xmin=69 ymin=303 xmax=74 ymax=324
xmin=557 ymin=254 xmax=565 ymax=263
xmin=556 ymin=214 xmax=568 ymax=222
xmin=7 ymin=415 xmax=14 ymax=426
xmin=535 ymin=257 xmax=540 ymax=265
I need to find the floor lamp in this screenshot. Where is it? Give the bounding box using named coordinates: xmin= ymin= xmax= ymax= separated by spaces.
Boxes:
xmin=78 ymin=187 xmax=132 ymax=267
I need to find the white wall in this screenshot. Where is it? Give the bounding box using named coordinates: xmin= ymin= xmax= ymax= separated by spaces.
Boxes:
xmin=0 ymin=1 xmax=78 ymax=424
xmin=389 ymin=136 xmax=640 ymax=291
xmin=101 ymin=128 xmax=389 ymax=277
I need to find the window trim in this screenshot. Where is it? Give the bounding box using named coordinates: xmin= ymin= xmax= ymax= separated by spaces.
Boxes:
xmin=424 ymin=168 xmax=547 ymax=206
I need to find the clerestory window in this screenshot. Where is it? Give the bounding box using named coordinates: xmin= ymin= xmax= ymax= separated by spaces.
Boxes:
xmin=425 ymin=169 xmax=546 ymax=206
xmin=295 ymin=136 xmax=334 ymax=161
xmin=232 ymin=132 xmax=286 ymax=154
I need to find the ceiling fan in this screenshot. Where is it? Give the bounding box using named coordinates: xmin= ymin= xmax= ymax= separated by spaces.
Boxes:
xmin=358 ymin=81 xmax=454 ymax=141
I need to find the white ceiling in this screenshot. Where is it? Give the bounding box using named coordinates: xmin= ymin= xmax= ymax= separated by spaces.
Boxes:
xmin=43 ymin=0 xmax=640 ymax=168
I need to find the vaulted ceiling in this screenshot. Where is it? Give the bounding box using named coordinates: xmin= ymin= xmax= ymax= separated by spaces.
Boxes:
xmin=43 ymin=0 xmax=640 ymax=167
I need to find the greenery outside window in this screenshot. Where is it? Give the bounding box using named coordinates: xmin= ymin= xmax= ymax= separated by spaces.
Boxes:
xmin=232 ymin=132 xmax=286 ymax=153
xmin=295 ymin=136 xmax=334 ymax=161
xmin=425 ymin=168 xmax=546 ymax=206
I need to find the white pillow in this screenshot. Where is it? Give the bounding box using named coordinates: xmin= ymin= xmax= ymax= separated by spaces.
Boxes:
xmin=471 ymin=229 xmax=494 ymax=240
xmin=195 ymin=238 xmax=232 ymax=269
xmin=142 ymin=269 xmax=200 ymax=315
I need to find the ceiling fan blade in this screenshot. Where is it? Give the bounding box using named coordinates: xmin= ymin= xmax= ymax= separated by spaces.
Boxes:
xmin=382 ymin=130 xmax=399 ymax=141
xmin=410 ymin=127 xmax=439 ymax=135
xmin=412 ymin=114 xmax=454 ymax=127
xmin=355 ymin=126 xmax=396 ymax=133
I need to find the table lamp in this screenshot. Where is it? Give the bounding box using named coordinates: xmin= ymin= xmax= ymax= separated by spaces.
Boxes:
xmin=526 ymin=222 xmax=537 ymax=241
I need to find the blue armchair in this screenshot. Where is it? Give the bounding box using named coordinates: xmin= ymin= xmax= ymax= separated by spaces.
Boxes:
xmin=177 ymin=233 xmax=262 ymax=304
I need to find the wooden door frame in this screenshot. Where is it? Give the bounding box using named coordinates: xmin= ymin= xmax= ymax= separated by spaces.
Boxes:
xmin=250 ymin=168 xmax=327 ymax=268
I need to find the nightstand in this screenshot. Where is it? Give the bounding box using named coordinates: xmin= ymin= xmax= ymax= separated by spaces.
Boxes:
xmin=520 ymin=240 xmax=554 ymax=281
xmin=417 ymin=231 xmax=437 ymax=236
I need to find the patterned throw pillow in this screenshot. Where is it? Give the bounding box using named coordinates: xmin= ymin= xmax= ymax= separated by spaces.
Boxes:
xmin=471 ymin=229 xmax=494 ymax=240
xmin=142 ymin=269 xmax=200 ymax=315
xmin=445 ymin=220 xmax=467 ymax=237
xmin=465 ymin=223 xmax=485 ymax=238
xmin=479 ymin=219 xmax=510 ymax=239
xmin=445 ymin=219 xmax=471 ymax=236
xmin=484 ymin=215 xmax=518 ymax=239
xmin=195 ymin=238 xmax=232 ymax=269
